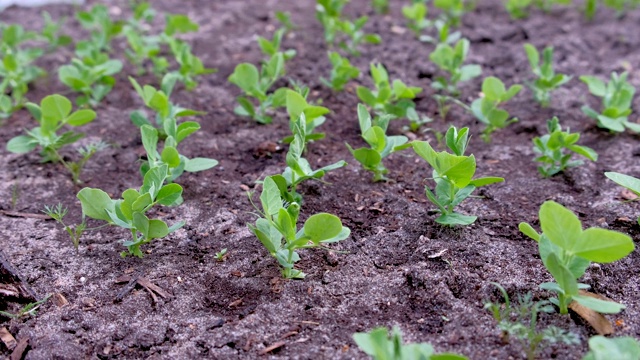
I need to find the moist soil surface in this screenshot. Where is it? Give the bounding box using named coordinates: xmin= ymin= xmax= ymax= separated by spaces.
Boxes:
xmin=1 ymin=0 xmax=640 ymax=359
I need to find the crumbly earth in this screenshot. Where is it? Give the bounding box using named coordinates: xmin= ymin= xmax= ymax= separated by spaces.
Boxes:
xmin=1 ymin=0 xmax=640 ymax=359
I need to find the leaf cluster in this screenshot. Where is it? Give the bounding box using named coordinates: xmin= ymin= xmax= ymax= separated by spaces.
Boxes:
xmin=321 ymin=51 xmax=360 ymax=92
xmin=430 ymin=39 xmax=482 ymax=96
xmin=523 ymin=44 xmax=571 ymax=107
xmin=316 ymin=0 xmax=381 ymax=56
xmin=583 ymin=336 xmax=640 ymax=360
xmin=433 ymin=0 xmax=476 ymax=28
xmin=519 ymin=201 xmax=635 ymax=315
xmin=533 ymin=117 xmax=597 ymax=177
xmin=284 ymin=90 xmax=330 ymax=143
xmin=469 ymin=76 xmax=522 ymax=142
xmin=580 ymin=71 xmax=639 ymax=133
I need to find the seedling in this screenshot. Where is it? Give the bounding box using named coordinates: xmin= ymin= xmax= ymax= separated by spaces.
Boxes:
xmin=604 ymin=172 xmax=640 ymax=224
xmin=58 ymin=56 xmax=123 ymax=107
xmin=77 ymin=164 xmax=186 ymax=257
xmin=6 ymin=94 xmax=102 ymax=184
xmin=316 ymin=0 xmax=349 ymax=44
xmin=337 ymin=16 xmax=382 ymax=56
xmin=523 ymin=44 xmax=571 ymax=107
xmin=580 ymin=71 xmax=640 ymax=133
xmin=504 ymin=0 xmax=534 ymax=18
xmin=273 ymin=114 xmax=346 ymax=204
xmin=258 ymin=28 xmax=296 ymax=61
xmin=228 ymin=53 xmax=287 ymax=124
xmin=413 ymin=126 xmax=504 ymax=225
xmin=372 ymin=0 xmax=389 ymax=13
xmin=41 ymin=11 xmax=72 ymax=50
xmin=532 ymin=117 xmax=597 ymax=177
xmin=123 ymin=2 xmax=161 ymax=75
xmin=321 ymin=52 xmax=360 ymax=92
xmin=402 ymin=2 xmax=431 ymax=38
xmin=420 ymin=19 xmax=461 ymax=45
xmin=44 ymin=203 xmax=89 ymax=252
xmin=346 ymin=104 xmax=411 ymax=182
xmin=519 ymin=201 xmax=635 ymax=315
xmin=430 ymin=38 xmax=482 ymax=96
xmin=275 ymin=11 xmax=297 ymax=32
xmin=484 ymin=283 xmax=579 ymax=360
xmin=167 ymin=39 xmax=217 ymax=91
xmin=315 ymin=0 xmax=380 ymax=55
xmin=583 ymin=336 xmax=640 ymax=360
xmin=284 ymin=90 xmax=330 ymax=143
xmin=75 ymin=5 xmax=123 ymax=56
xmin=0 ymin=294 xmax=51 ymax=320
xmin=215 ymin=248 xmax=228 ymax=261
xmin=248 ymin=176 xmax=350 ymax=279
xmin=600 ymin=0 xmax=640 ymax=16
xmin=353 ymin=326 xmax=468 ymax=360
xmin=433 ymin=0 xmax=475 ymax=28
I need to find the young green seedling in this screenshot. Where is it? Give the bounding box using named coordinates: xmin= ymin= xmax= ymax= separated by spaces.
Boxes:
xmin=346 ymin=104 xmax=411 ymax=182
xmin=523 ymin=44 xmax=571 ymax=107
xmin=321 ymin=51 xmax=360 ymax=92
xmin=273 ymin=114 xmax=346 ymax=204
xmin=433 ymin=0 xmax=475 ymax=27
xmin=484 ymin=283 xmax=579 ymax=360
xmin=532 ymin=117 xmax=597 ymax=177
xmin=167 ymin=39 xmax=217 ymax=91
xmin=419 ymin=18 xmax=461 ymax=45
xmin=58 ymin=55 xmax=123 ymax=108
xmin=41 ymin=11 xmax=72 ymax=50
xmin=75 ymin=5 xmax=123 ymax=56
xmin=0 ymin=294 xmax=51 ymax=320
xmin=519 ymin=201 xmax=634 ymax=315
xmin=275 ymin=11 xmax=297 ymax=32
xmin=284 ymin=90 xmax=330 ymax=143
xmin=604 ymin=172 xmax=640 ymax=224
xmin=6 ymin=94 xmax=102 ymax=184
xmin=315 ymin=0 xmax=349 ymax=44
xmin=583 ymin=336 xmax=640 ymax=360
xmin=413 ymin=126 xmax=504 ymax=225
xmin=580 ymin=71 xmax=639 ymax=133
xmin=402 ymin=2 xmax=431 ymax=38
xmin=504 ymin=0 xmax=534 ymax=19
xmin=371 ymin=0 xmax=389 ymax=13
xmin=248 ymin=176 xmax=350 ymax=279
xmin=76 ymin=164 xmax=185 ymax=257
xmin=228 ymin=53 xmax=287 ymax=124
xmin=430 ymin=38 xmax=482 ymax=96
xmin=353 ymin=326 xmax=468 ymax=360
xmin=336 ymin=16 xmax=382 ymax=56
xmin=123 ymin=2 xmax=160 ymax=75
xmin=44 ymin=203 xmax=88 ymax=252
xmin=257 ymin=28 xmax=296 ymax=61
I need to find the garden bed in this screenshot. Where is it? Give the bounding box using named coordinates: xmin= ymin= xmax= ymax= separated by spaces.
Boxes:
xmin=1 ymin=0 xmax=640 ymax=359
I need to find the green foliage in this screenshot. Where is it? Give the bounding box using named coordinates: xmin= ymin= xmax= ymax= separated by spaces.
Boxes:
xmin=412 ymin=126 xmax=504 ymax=226
xmin=284 ymin=89 xmax=330 ymax=143
xmin=504 ymin=0 xmax=572 ymax=18
xmin=402 ymin=2 xmax=431 ymax=38
xmin=601 ymin=0 xmax=640 ymax=16
xmin=41 ymin=11 xmax=72 ymax=50
xmin=357 ymin=63 xmax=428 ymax=130
xmin=460 ymin=76 xmax=521 ymax=142
xmin=248 ymin=175 xmax=350 ymax=279
xmin=0 ymin=294 xmax=51 ymax=320
xmin=430 ymin=39 xmax=482 ymax=96
xmin=214 ymin=248 xmax=228 ymax=261
xmin=580 ymin=71 xmax=639 ymax=133
xmin=75 ymin=5 xmax=123 ymax=56
xmin=275 ymin=11 xmax=297 ymax=32
xmin=419 ymin=19 xmax=461 ymax=45
xmin=228 ymin=53 xmax=287 ymax=124
xmin=58 ymin=56 xmax=123 ymax=107
xmin=44 ymin=203 xmax=87 ymax=252
xmin=583 ymin=336 xmax=640 ymax=360
xmin=433 ymin=0 xmax=475 ymax=27
xmin=372 ymin=0 xmax=390 ymax=13
xmin=484 ymin=283 xmax=579 ymax=360
xmin=6 ymin=94 xmax=102 ymax=183
xmin=605 ymin=172 xmax=640 ymax=224
xmin=337 ymin=16 xmax=382 ymax=56
xmin=316 ymin=0 xmax=350 ymax=44
xmin=77 ymin=164 xmax=185 ymax=257
xmin=258 ymin=28 xmax=297 ymax=61
xmin=273 ymin=113 xmax=346 ymax=204
xmin=353 ymin=326 xmax=468 ymax=360
xmin=523 ymin=44 xmax=571 ymax=107
xmin=519 ymin=201 xmax=634 ymax=315
xmin=316 ymin=0 xmax=381 ymax=55
xmin=346 ymin=104 xmax=410 ymax=182
xmin=533 ymin=117 xmax=597 ymax=177
xmin=321 ymin=51 xmax=360 ymax=92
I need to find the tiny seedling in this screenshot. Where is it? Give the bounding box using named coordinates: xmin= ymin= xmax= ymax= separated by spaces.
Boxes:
xmin=58 ymin=55 xmax=123 ymax=108
xmin=76 ymin=164 xmax=186 ymax=257
xmin=353 ymin=326 xmax=468 ymax=360
xmin=284 ymin=89 xmax=330 ymax=143
xmin=214 ymin=248 xmax=228 ymax=261
xmin=519 ymin=201 xmax=635 ymax=315
xmin=44 ymin=203 xmax=89 ymax=252
xmin=321 ymin=51 xmax=360 ymax=92
xmin=275 ymin=11 xmax=297 ymax=32
xmin=532 ymin=117 xmax=597 ymax=177
xmin=430 ymin=38 xmax=482 ymax=96
xmin=413 ymin=126 xmax=504 ymax=225
xmin=258 ymin=28 xmax=297 ymax=61
xmin=580 ymin=71 xmax=640 ymax=133
xmin=583 ymin=336 xmax=640 ymax=360
xmin=484 ymin=283 xmax=579 ymax=360
xmin=228 ymin=52 xmax=287 ymax=124
xmin=346 ymin=104 xmax=411 ymax=182
xmin=604 ymin=172 xmax=640 ymax=224
xmin=248 ymin=176 xmax=350 ymax=279
xmin=523 ymin=44 xmax=571 ymax=107
xmin=336 ymin=16 xmax=382 ymax=56
xmin=6 ymin=94 xmax=101 ymax=184
xmin=433 ymin=0 xmax=475 ymax=28
xmin=0 ymin=294 xmax=51 ymax=320
xmin=41 ymin=11 xmax=72 ymax=50
xmin=402 ymin=2 xmax=431 ymax=38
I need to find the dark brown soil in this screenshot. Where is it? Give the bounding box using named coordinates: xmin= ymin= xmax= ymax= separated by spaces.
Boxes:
xmin=1 ymin=0 xmax=640 ymax=359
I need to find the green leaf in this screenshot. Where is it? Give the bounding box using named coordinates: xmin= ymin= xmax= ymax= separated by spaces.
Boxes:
xmin=573 ymin=295 xmax=625 ymax=314
xmin=566 ymin=145 xmax=598 ymax=161
xmin=77 ymin=188 xmax=115 ymax=222
xmin=147 ymin=219 xmax=170 ymax=239
xmin=574 ymin=228 xmax=634 ymax=263
xmin=580 ymin=76 xmax=607 ymax=97
xmin=545 ymin=252 xmax=579 ymax=297
xmin=6 ymin=135 xmax=37 ymax=153
xmin=260 ymin=176 xmax=283 ymax=217
xmin=156 ymin=184 xmax=183 ymax=206
xmin=41 ymin=94 xmax=72 ymax=132
xmin=132 ymin=193 xmax=153 ymax=212
xmin=469 ymin=177 xmax=504 ymax=187
xmin=539 ymin=200 xmax=582 ymax=251
xmin=161 ymin=146 xmax=181 ymax=167
xmin=65 ymin=109 xmax=97 ymax=126
xmin=605 ymin=172 xmax=640 ymax=196
xmin=519 ymin=222 xmax=541 ymax=242
xmin=229 ymin=63 xmax=259 ymax=93
xmin=184 ymin=158 xmax=218 ymax=172
xmin=133 ymin=212 xmax=150 ymax=238
xmin=436 ymin=212 xmax=477 ymax=226
xmin=303 ymin=213 xmax=343 ymax=243
xmin=352 ymin=148 xmax=381 ymax=168
xmin=523 ymin=43 xmax=539 ymax=69
xmin=586 ymin=336 xmax=640 ymax=360
xmin=482 ymin=77 xmax=506 ymax=101
xmin=141 ymin=125 xmax=159 ymax=160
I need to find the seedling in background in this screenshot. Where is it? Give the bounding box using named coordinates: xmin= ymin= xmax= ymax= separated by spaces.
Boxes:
xmin=284 ymin=90 xmax=330 ymax=143
xmin=604 ymin=172 xmax=640 ymax=225
xmin=504 ymin=0 xmax=534 ymax=19
xmin=315 ymin=0 xmax=381 ymax=56
xmin=519 ymin=201 xmax=634 ymax=315
xmin=353 ymin=326 xmax=468 ymax=360
xmin=0 ymin=294 xmax=51 ymax=320
xmin=420 ymin=19 xmax=461 ymax=45
xmin=214 ymin=248 xmax=228 ymax=261
xmin=402 ymin=2 xmax=431 ymax=38
xmin=371 ymin=0 xmax=389 ymax=13
xmin=77 ymin=164 xmax=186 ymax=257
xmin=433 ymin=0 xmax=475 ymax=28
xmin=44 ymin=203 xmax=89 ymax=252
xmin=75 ymin=5 xmax=123 ymax=57
xmin=430 ymin=38 xmax=482 ymax=96
xmin=600 ymin=0 xmax=640 ymax=17
xmin=315 ymin=0 xmax=349 ymax=44
xmin=533 ymin=117 xmax=597 ymax=177
xmin=58 ymin=54 xmax=123 ymax=107
xmin=580 ymin=71 xmax=640 ymax=133
xmin=413 ymin=126 xmax=504 ymax=226
xmin=258 ymin=28 xmax=296 ymax=61
xmin=337 ymin=16 xmax=382 ymax=56
xmin=248 ymin=176 xmax=350 ymax=279
xmin=484 ymin=283 xmax=579 ymax=360
xmin=275 ymin=11 xmax=297 ymax=32
xmin=457 ymin=76 xmax=521 ymax=142
xmin=6 ymin=94 xmax=103 ymax=184
xmin=41 ymin=11 xmax=72 ymax=50
xmin=123 ymin=2 xmax=161 ymax=75
xmin=167 ymin=39 xmax=217 ymax=91
xmin=346 ymin=104 xmax=410 ymax=182
xmin=273 ymin=114 xmax=346 ymax=204
xmin=523 ymin=44 xmax=571 ymax=107
xmin=321 ymin=51 xmax=360 ymax=92
xmin=584 ymin=336 xmax=640 ymax=360
xmin=228 ymin=53 xmax=287 ymax=124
